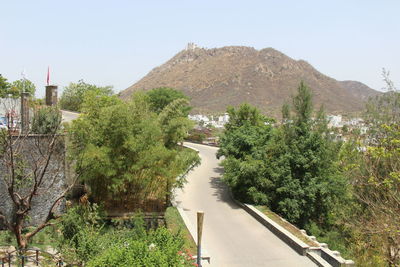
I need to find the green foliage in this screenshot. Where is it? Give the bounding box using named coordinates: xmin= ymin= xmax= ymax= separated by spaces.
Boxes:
xmin=164 ymin=207 xmax=197 ymax=255
xmin=69 ymin=92 xmax=199 ymax=209
xmin=307 ymin=222 xmax=352 ymax=259
xmin=340 ymin=77 xmax=400 ymax=265
xmin=219 ymin=83 xmax=348 ymax=230
xmin=268 ymin=83 xmax=347 ymax=228
xmin=146 ymin=87 xmax=190 ymax=115
xmin=217 ymin=103 xmax=273 ymax=159
xmin=60 ymin=80 xmax=113 ymax=112
xmin=224 ymin=103 xmax=270 ymax=131
xmin=217 ymin=103 xmax=275 ymax=203
xmin=86 ymin=227 xmax=194 ymax=267
xmin=31 ymin=106 xmax=62 ymax=134
xmin=0 ymin=77 xmax=36 ymax=98
xmin=0 ymin=75 xmax=36 ymax=98
xmin=11 ymin=79 xmax=36 ymax=96
xmin=0 ymin=230 xmax=14 ymax=245
xmin=186 ymin=130 xmax=206 ymax=143
xmin=57 ymin=204 xmax=107 ymax=264
xmin=159 ymin=98 xmax=194 ymax=148
xmin=0 ymin=74 xmax=11 ymax=97
xmin=57 ymin=205 xmax=194 ymax=267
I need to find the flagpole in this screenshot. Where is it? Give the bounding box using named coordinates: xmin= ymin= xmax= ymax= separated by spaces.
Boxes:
xmin=47 ymin=66 xmax=50 ymax=86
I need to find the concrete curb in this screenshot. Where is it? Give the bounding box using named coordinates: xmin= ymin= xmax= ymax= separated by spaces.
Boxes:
xmin=229 ymin=194 xmax=310 ymax=255
xmin=229 ymin=191 xmax=355 ymax=266
xmin=306 ymin=248 xmax=332 ymax=267
xmin=184 ymin=140 xmax=219 ymax=148
xmin=182 ymin=144 xmax=200 ymax=153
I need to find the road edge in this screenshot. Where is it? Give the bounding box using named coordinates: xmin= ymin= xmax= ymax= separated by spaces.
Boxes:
xmin=228 ymin=189 xmax=355 ymax=267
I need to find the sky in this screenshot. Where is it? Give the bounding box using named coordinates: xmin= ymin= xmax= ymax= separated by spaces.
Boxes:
xmin=1 ymin=0 xmax=399 ymax=98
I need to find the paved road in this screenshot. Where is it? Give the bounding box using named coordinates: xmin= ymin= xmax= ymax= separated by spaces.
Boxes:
xmin=175 ymin=142 xmax=316 ymax=267
xmin=61 ymin=110 xmax=80 ymax=123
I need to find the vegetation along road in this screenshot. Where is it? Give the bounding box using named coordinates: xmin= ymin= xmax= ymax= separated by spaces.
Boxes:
xmin=175 ymin=142 xmax=316 ymax=267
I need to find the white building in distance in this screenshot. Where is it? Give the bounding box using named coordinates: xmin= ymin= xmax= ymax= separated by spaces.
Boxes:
xmin=188 ymin=113 xmax=230 ymax=128
xmin=327 ymin=115 xmax=342 ymax=128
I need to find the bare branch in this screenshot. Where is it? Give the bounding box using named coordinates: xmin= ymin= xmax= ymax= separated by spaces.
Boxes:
xmin=26 ymin=173 xmax=80 ymax=242
xmin=25 ymin=222 xmax=55 ymax=240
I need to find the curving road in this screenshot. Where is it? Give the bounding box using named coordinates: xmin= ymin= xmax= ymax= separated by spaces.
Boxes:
xmin=61 ymin=110 xmax=80 ymax=123
xmin=175 ymin=142 xmax=316 ymax=267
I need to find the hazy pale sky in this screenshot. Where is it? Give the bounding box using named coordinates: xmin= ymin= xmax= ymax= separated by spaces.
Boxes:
xmin=1 ymin=0 xmax=399 ymax=97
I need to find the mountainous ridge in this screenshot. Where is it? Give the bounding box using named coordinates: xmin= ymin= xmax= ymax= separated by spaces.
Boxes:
xmin=120 ymin=44 xmax=380 ymax=118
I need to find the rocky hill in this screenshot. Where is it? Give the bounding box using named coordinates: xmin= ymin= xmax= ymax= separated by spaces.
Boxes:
xmin=120 ymin=44 xmax=379 ymax=118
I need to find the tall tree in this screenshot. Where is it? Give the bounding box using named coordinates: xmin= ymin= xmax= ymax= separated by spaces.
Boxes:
xmin=0 ymin=77 xmax=36 ymax=98
xmin=0 ymin=74 xmax=11 ymax=98
xmin=158 ymin=98 xmax=193 ymax=148
xmin=60 ymin=80 xmax=113 ymax=112
xmin=69 ymin=92 xmax=199 ymax=211
xmin=268 ymin=82 xmax=346 ymax=227
xmin=146 ymin=87 xmax=190 ymax=115
xmin=11 ymin=79 xmax=36 ymax=97
xmin=217 ymin=103 xmax=275 ymax=203
xmin=218 ymin=83 xmax=347 ymax=229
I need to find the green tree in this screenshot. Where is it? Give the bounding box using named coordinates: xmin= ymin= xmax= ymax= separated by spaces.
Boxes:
xmin=0 ymin=76 xmax=36 ymax=98
xmin=60 ymin=80 xmax=113 ymax=112
xmin=69 ymin=92 xmax=199 ymax=210
xmin=218 ymin=83 xmax=347 ymax=230
xmin=0 ymin=74 xmax=11 ymax=97
xmin=267 ymin=82 xmax=346 ymax=228
xmin=11 ymin=79 xmax=36 ymax=97
xmin=31 ymin=106 xmax=62 ymax=134
xmin=158 ymin=98 xmax=194 ymax=148
xmin=146 ymin=87 xmax=190 ymax=115
xmin=217 ymin=103 xmax=275 ymax=203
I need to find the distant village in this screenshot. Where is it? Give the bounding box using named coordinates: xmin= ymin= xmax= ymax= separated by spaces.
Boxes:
xmin=188 ymin=113 xmax=230 ymax=128
xmin=186 ymin=113 xmax=368 ymax=145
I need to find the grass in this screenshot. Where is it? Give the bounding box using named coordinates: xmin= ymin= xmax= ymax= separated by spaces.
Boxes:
xmin=254 ymin=205 xmax=319 ymax=247
xmin=165 ymin=207 xmax=197 ymax=255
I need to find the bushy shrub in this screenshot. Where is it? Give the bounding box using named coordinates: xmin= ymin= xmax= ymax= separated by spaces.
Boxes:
xmin=87 ymin=228 xmax=194 ymax=267
xmin=31 ymin=106 xmax=62 ymax=134
xmin=57 ymin=204 xmax=195 ymax=266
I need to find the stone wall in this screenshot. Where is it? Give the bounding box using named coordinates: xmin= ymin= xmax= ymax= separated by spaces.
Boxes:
xmin=0 ymin=135 xmax=66 ymax=229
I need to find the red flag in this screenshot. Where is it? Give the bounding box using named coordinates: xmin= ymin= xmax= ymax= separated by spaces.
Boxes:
xmin=46 ymin=66 xmax=50 ymax=85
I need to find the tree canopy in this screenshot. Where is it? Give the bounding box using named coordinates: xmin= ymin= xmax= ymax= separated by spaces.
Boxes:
xmin=11 ymin=79 xmax=36 ymax=97
xmin=0 ymin=75 xmax=36 ymax=98
xmin=219 ymin=83 xmax=347 ymax=229
xmin=0 ymin=74 xmax=11 ymax=98
xmin=146 ymin=87 xmax=190 ymax=115
xmin=69 ymin=91 xmax=198 ymax=211
xmin=60 ymin=80 xmax=113 ymax=112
